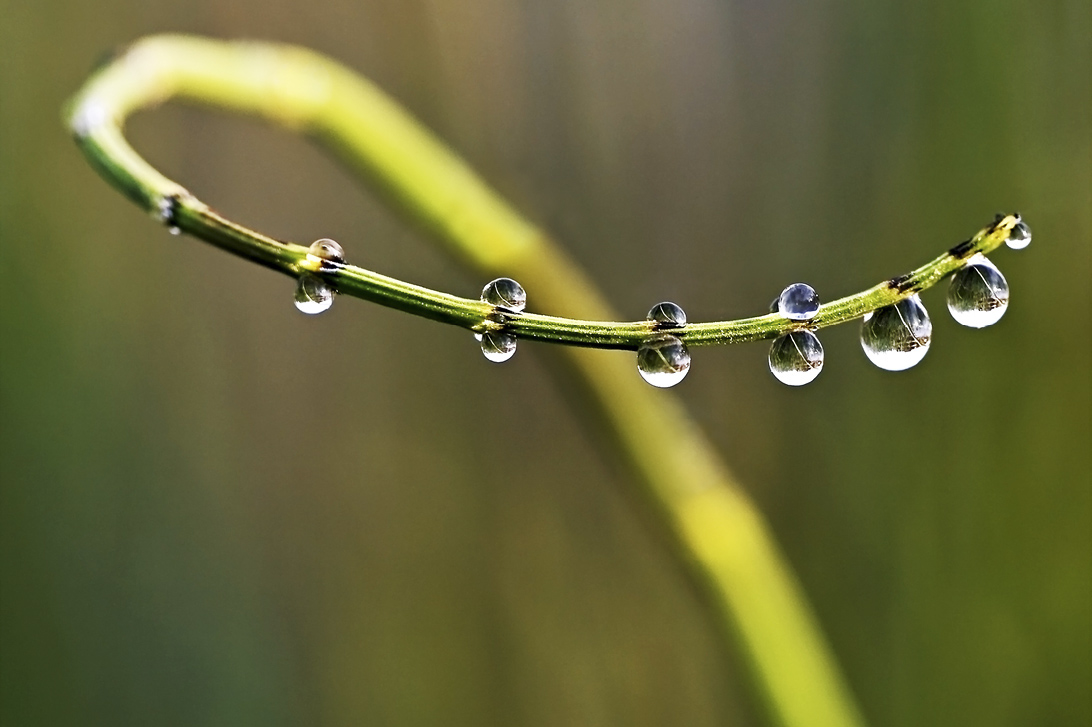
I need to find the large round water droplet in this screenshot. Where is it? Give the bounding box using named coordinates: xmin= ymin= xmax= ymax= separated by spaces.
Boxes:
xmin=860 ymin=294 xmax=932 ymax=371
xmin=636 ymin=335 xmax=691 ymax=388
xmin=308 ymin=238 xmax=345 ymax=264
xmin=294 ymin=274 xmax=334 ymax=315
xmin=481 ymin=278 xmax=526 ymax=312
xmin=777 ymin=283 xmax=820 ymax=321
xmin=769 ymin=330 xmax=824 ymax=386
xmin=477 ymin=331 xmax=517 ymax=363
xmin=1006 ymin=219 xmax=1031 ymax=250
xmin=647 ymin=301 xmax=686 ymax=327
xmin=947 ymin=255 xmax=1009 ymax=328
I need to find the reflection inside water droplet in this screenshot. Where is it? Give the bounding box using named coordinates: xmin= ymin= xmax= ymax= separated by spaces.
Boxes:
xmin=478 ymin=331 xmax=517 ymax=362
xmin=647 ymin=301 xmax=687 ymax=327
xmin=481 ymin=278 xmax=527 ymax=312
xmin=769 ymin=330 xmax=824 ymax=386
xmin=636 ymin=335 xmax=691 ymax=387
xmin=860 ymin=294 xmax=932 ymax=371
xmin=777 ymin=283 xmax=820 ymax=321
xmin=947 ymin=254 xmax=1009 ymax=328
xmin=294 ymin=274 xmax=334 ymax=315
xmin=1006 ymin=219 xmax=1032 ymax=250
xmin=308 ymin=238 xmax=345 ymax=264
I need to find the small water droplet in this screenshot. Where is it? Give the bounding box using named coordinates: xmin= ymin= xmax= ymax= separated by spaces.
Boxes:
xmin=168 ymin=226 xmax=180 ymax=235
xmin=777 ymin=283 xmax=820 ymax=321
xmin=308 ymin=238 xmax=345 ymax=264
xmin=647 ymin=301 xmax=686 ymax=327
xmin=479 ymin=331 xmax=517 ymax=362
xmin=636 ymin=335 xmax=691 ymax=387
xmin=481 ymin=277 xmax=526 ymax=312
xmin=1006 ymin=219 xmax=1031 ymax=250
xmin=947 ymin=254 xmax=1009 ymax=328
xmin=860 ymin=294 xmax=932 ymax=371
xmin=294 ymin=274 xmax=334 ymax=315
xmin=769 ymin=330 xmax=824 ymax=386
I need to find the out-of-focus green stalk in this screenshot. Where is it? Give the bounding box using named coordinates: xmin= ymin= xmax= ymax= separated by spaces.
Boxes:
xmin=66 ymin=34 xmax=887 ymax=727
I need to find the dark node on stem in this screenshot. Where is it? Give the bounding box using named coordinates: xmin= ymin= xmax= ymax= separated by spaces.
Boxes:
xmin=948 ymin=238 xmax=976 ymax=259
xmin=485 ymin=309 xmax=517 ymax=329
xmin=157 ymin=193 xmax=179 ymax=226
xmin=887 ymin=273 xmax=917 ymax=294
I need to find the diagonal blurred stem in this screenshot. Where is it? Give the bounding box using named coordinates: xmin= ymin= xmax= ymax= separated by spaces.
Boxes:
xmin=66 ymin=35 xmax=875 ymax=727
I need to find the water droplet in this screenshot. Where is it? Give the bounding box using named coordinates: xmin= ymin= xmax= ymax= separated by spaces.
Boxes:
xmin=947 ymin=254 xmax=1009 ymax=328
xmin=636 ymin=335 xmax=691 ymax=387
xmin=777 ymin=283 xmax=820 ymax=321
xmin=294 ymin=274 xmax=334 ymax=315
xmin=1006 ymin=219 xmax=1031 ymax=250
xmin=647 ymin=301 xmax=686 ymax=327
xmin=769 ymin=330 xmax=824 ymax=386
xmin=168 ymin=226 xmax=181 ymax=236
xmin=860 ymin=294 xmax=932 ymax=371
xmin=478 ymin=331 xmax=517 ymax=363
xmin=308 ymin=238 xmax=345 ymax=264
xmin=481 ymin=277 xmax=526 ymax=312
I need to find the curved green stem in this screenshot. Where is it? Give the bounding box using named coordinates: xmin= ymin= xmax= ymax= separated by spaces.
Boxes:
xmin=67 ymin=37 xmax=1018 ymax=350
xmin=64 ymin=33 xmax=1007 ymax=727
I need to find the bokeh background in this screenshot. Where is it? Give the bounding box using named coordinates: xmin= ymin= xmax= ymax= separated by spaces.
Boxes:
xmin=2 ymin=0 xmax=1089 ymax=725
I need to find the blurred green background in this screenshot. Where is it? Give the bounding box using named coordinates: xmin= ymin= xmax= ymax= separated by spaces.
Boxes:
xmin=1 ymin=0 xmax=1089 ymax=725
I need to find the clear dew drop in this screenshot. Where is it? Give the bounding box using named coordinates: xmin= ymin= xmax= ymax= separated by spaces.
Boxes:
xmin=777 ymin=283 xmax=820 ymax=321
xmin=860 ymin=294 xmax=932 ymax=371
xmin=294 ymin=273 xmax=334 ymax=315
xmin=636 ymin=335 xmax=691 ymax=388
xmin=769 ymin=330 xmax=824 ymax=386
xmin=478 ymin=331 xmax=517 ymax=363
xmin=1006 ymin=219 xmax=1032 ymax=250
xmin=308 ymin=238 xmax=345 ymax=264
xmin=168 ymin=226 xmax=181 ymax=236
xmin=947 ymin=254 xmax=1009 ymax=328
xmin=647 ymin=301 xmax=687 ymax=327
xmin=481 ymin=277 xmax=527 ymax=312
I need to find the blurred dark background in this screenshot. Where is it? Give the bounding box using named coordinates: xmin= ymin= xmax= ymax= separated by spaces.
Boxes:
xmin=1 ymin=0 xmax=1089 ymax=725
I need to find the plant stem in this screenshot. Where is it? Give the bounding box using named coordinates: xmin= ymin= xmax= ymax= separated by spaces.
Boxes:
xmin=67 ymin=38 xmax=1019 ymax=351
xmin=65 ymin=33 xmax=1004 ymax=727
